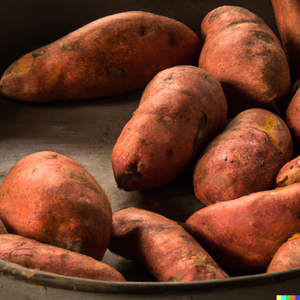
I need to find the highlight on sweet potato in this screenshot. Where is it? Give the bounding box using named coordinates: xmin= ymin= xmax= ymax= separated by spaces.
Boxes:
xmin=193 ymin=108 xmax=293 ymax=206
xmin=199 ymin=5 xmax=291 ymax=117
xmin=0 ymin=151 xmax=112 ymax=261
xmin=267 ymin=233 xmax=300 ymax=273
xmin=112 ymin=65 xmax=228 ymax=191
xmin=276 ymin=155 xmax=300 ymax=187
xmin=109 ymin=207 xmax=229 ymax=282
xmin=0 ymin=11 xmax=201 ymax=102
xmin=0 ymin=234 xmax=126 ymax=281
xmin=185 ymin=183 xmax=300 ymax=270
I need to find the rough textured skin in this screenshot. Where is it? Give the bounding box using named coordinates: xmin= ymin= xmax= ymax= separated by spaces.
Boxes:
xmin=109 ymin=207 xmax=229 ymax=282
xmin=193 ymin=108 xmax=293 ymax=206
xmin=199 ymin=6 xmax=291 ymax=117
xmin=276 ymin=155 xmax=300 ymax=187
xmin=0 ymin=234 xmax=126 ymax=281
xmin=0 ymin=151 xmax=112 ymax=261
xmin=112 ymin=65 xmax=228 ymax=191
xmin=185 ymin=183 xmax=300 ymax=270
xmin=271 ymin=0 xmax=300 ymax=91
xmin=0 ymin=11 xmax=201 ymax=102
xmin=267 ymin=233 xmax=300 ymax=273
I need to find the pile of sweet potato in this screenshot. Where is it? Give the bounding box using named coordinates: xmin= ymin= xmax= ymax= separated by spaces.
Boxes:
xmin=1 ymin=3 xmax=300 ymax=284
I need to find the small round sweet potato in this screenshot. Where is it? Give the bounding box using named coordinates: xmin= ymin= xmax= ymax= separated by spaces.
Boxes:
xmin=0 ymin=234 xmax=126 ymax=281
xmin=112 ymin=65 xmax=227 ymax=191
xmin=193 ymin=108 xmax=293 ymax=206
xmin=0 ymin=151 xmax=112 ymax=261
xmin=199 ymin=5 xmax=291 ymax=117
xmin=109 ymin=207 xmax=229 ymax=282
xmin=0 ymin=11 xmax=201 ymax=102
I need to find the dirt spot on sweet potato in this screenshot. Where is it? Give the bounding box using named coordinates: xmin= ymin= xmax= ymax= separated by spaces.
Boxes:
xmin=193 ymin=113 xmax=207 ymax=149
xmin=32 ymin=50 xmax=47 ymax=59
xmin=208 ymin=7 xmax=224 ymax=23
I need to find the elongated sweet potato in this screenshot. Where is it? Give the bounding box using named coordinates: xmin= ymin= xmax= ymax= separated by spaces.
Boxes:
xmin=271 ymin=0 xmax=300 ymax=92
xmin=271 ymin=0 xmax=300 ymax=143
xmin=267 ymin=233 xmax=300 ymax=273
xmin=199 ymin=5 xmax=291 ymax=117
xmin=193 ymin=108 xmax=293 ymax=206
xmin=0 ymin=151 xmax=112 ymax=261
xmin=112 ymin=65 xmax=227 ymax=191
xmin=0 ymin=234 xmax=126 ymax=281
xmin=0 ymin=11 xmax=201 ymax=102
xmin=109 ymin=207 xmax=229 ymax=282
xmin=185 ymin=183 xmax=300 ymax=270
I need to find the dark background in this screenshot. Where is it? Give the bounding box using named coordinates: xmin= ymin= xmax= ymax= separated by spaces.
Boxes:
xmin=0 ymin=0 xmax=279 ymax=76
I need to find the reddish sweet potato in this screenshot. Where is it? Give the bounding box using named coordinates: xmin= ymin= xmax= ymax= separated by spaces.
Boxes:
xmin=193 ymin=108 xmax=293 ymax=206
xmin=112 ymin=65 xmax=227 ymax=191
xmin=0 ymin=234 xmax=126 ymax=281
xmin=0 ymin=151 xmax=112 ymax=261
xmin=272 ymin=0 xmax=300 ymax=142
xmin=185 ymin=183 xmax=300 ymax=270
xmin=199 ymin=6 xmax=291 ymax=117
xmin=108 ymin=207 xmax=229 ymax=282
xmin=276 ymin=155 xmax=300 ymax=187
xmin=271 ymin=0 xmax=300 ymax=92
xmin=267 ymin=233 xmax=300 ymax=273
xmin=286 ymin=88 xmax=300 ymax=142
xmin=0 ymin=11 xmax=201 ymax=102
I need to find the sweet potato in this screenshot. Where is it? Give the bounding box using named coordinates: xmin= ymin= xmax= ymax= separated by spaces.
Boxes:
xmin=109 ymin=207 xmax=229 ymax=282
xmin=267 ymin=233 xmax=300 ymax=273
xmin=193 ymin=108 xmax=293 ymax=206
xmin=185 ymin=183 xmax=300 ymax=270
xmin=285 ymin=88 xmax=300 ymax=142
xmin=271 ymin=0 xmax=300 ymax=142
xmin=276 ymin=155 xmax=300 ymax=187
xmin=271 ymin=0 xmax=300 ymax=92
xmin=0 ymin=151 xmax=112 ymax=261
xmin=0 ymin=11 xmax=201 ymax=102
xmin=0 ymin=234 xmax=126 ymax=281
xmin=199 ymin=5 xmax=291 ymax=117
xmin=112 ymin=65 xmax=228 ymax=191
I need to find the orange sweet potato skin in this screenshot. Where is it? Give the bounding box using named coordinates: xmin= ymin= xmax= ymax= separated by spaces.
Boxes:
xmin=193 ymin=108 xmax=293 ymax=206
xmin=185 ymin=183 xmax=300 ymax=270
xmin=0 ymin=11 xmax=201 ymax=102
xmin=0 ymin=234 xmax=126 ymax=281
xmin=108 ymin=207 xmax=229 ymax=282
xmin=112 ymin=65 xmax=227 ymax=191
xmin=199 ymin=6 xmax=291 ymax=117
xmin=0 ymin=151 xmax=112 ymax=261
xmin=267 ymin=233 xmax=300 ymax=273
